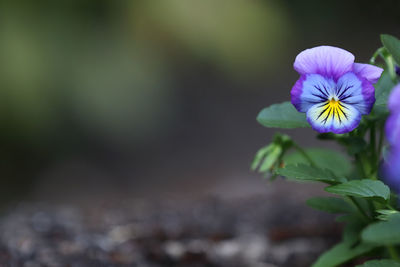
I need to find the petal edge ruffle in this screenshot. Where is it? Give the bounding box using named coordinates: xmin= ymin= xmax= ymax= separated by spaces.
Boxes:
xmin=352 ymin=63 xmax=383 ymax=84
xmin=294 ymin=46 xmax=355 ymax=80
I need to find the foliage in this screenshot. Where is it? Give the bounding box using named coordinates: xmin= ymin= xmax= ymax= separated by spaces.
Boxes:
xmin=357 ymin=259 xmax=400 ymax=267
xmin=362 ymin=213 xmax=400 ymax=245
xmin=257 ymin=102 xmax=309 ymax=128
xmin=325 ymin=180 xmax=390 ymax=203
xmin=252 ymin=34 xmax=400 ymax=266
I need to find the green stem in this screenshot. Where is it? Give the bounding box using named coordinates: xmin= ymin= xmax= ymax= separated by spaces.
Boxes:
xmin=370 ymin=123 xmax=376 ymax=160
xmin=369 ymin=47 xmax=385 ymax=64
xmin=293 ymin=144 xmax=317 ymax=167
xmin=379 ymin=47 xmax=397 ymax=82
xmin=386 ymin=55 xmax=397 ymax=82
xmin=355 ymin=154 xmax=367 ymax=178
xmin=369 ymin=122 xmax=379 ymax=179
xmin=377 ymin=123 xmax=385 ymax=162
xmin=387 ymin=245 xmax=400 ymax=261
xmin=347 ymin=196 xmax=370 ymax=222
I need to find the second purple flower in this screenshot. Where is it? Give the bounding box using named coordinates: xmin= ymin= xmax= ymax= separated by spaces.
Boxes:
xmin=384 ymin=84 xmax=400 ymax=193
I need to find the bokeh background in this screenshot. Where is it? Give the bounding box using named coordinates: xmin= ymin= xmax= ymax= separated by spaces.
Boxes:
xmin=1 ymin=0 xmax=399 ymax=204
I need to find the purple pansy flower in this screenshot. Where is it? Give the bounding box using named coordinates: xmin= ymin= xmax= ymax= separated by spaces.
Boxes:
xmin=383 ymin=84 xmax=400 ymax=194
xmin=383 ymin=148 xmax=400 ymax=194
xmin=386 ymin=84 xmax=400 ymax=145
xmin=291 ymin=46 xmax=383 ymax=134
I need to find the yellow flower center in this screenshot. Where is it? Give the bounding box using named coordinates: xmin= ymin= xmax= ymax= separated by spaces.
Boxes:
xmin=317 ymin=98 xmax=347 ymax=124
xmin=329 ymin=98 xmax=340 ymax=109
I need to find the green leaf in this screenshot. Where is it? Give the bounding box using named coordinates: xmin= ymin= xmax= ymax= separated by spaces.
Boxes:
xmin=284 ymin=148 xmax=352 ymax=177
xmin=362 ymin=213 xmax=400 ymax=245
xmin=275 ymin=163 xmax=344 ymax=184
xmin=381 ymin=34 xmax=400 ymax=65
xmin=257 ymin=102 xmax=309 ymax=128
xmin=306 ymin=197 xmax=354 ymax=214
xmin=312 ymin=241 xmax=376 ymax=267
xmin=356 ymin=259 xmax=400 ymax=267
xmin=259 ymin=145 xmax=282 ymax=173
xmin=325 ymin=180 xmax=390 ymax=202
xmin=251 ymin=144 xmax=274 ymax=171
xmin=375 ymin=209 xmax=399 ymax=221
xmin=373 ymin=70 xmax=397 ymax=112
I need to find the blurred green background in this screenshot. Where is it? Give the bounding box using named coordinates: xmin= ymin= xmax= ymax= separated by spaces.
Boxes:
xmin=0 ymin=0 xmax=399 ymax=203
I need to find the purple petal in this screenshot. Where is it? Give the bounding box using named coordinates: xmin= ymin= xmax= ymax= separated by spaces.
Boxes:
xmin=383 ymin=147 xmax=400 ymax=194
xmin=293 ymin=46 xmax=355 ymax=80
xmin=291 ymin=75 xmax=307 ymax=112
xmin=388 ymin=84 xmax=400 ymax=112
xmin=384 ymin=86 xmax=400 ymax=194
xmin=291 ymin=74 xmax=335 ymax=112
xmin=386 ymin=111 xmax=400 ymax=146
xmin=306 ymin=101 xmax=361 ymax=134
xmin=352 ymin=63 xmax=383 ymax=84
xmin=336 ymin=72 xmax=375 ymax=115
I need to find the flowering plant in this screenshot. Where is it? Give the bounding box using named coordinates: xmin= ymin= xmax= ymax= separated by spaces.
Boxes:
xmin=253 ymin=35 xmax=400 ymax=267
